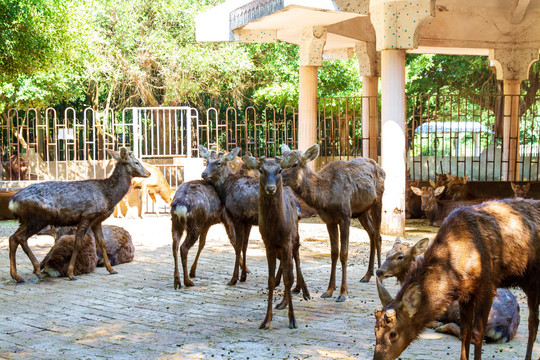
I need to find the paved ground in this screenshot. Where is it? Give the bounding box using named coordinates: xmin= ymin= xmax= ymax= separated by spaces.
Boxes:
xmin=0 ymin=216 xmax=538 ymax=360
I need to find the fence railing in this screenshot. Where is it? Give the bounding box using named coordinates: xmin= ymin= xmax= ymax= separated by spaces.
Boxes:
xmin=1 ymin=93 xmax=539 ymax=184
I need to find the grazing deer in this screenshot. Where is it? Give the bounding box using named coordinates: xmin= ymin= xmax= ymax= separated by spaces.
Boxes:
xmin=40 ymin=233 xmax=97 ymax=278
xmin=242 ymin=154 xmax=309 ymax=329
xmin=374 ymin=199 xmax=540 ymax=360
xmin=411 ymin=185 xmax=483 ymax=226
xmin=8 ymin=148 xmax=149 ymax=282
xmin=281 ymin=144 xmax=385 ymax=302
xmin=511 ymin=182 xmax=530 ymax=199
xmin=376 ymin=237 xmax=520 ymax=344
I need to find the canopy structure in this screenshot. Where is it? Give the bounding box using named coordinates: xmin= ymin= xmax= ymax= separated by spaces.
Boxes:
xmin=196 ymin=0 xmax=540 ymax=235
xmin=415 ymin=121 xmax=494 ymax=134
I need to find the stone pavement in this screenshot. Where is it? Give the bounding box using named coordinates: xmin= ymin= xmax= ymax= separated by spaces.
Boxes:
xmin=0 ymin=217 xmax=538 ymax=360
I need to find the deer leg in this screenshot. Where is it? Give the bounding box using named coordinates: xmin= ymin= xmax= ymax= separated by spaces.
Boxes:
xmin=240 ymin=225 xmax=251 ymax=282
xmin=172 ymin=218 xmax=183 ymax=290
xmin=472 ymin=290 xmax=493 ymax=360
xmin=9 ymin=224 xmax=42 ymax=283
xmin=228 ymin=222 xmax=243 ymax=285
xmin=336 ymin=218 xmax=350 ymax=302
xmin=370 ymin=200 xmax=383 ymax=268
xmin=459 ymin=300 xmax=475 ymax=360
xmin=190 ymin=224 xmax=209 ymax=278
xmin=283 ymin=249 xmax=297 ymax=329
xmin=275 ymin=263 xmax=282 ymax=287
xmin=435 ymin=322 xmax=461 ymax=337
xmin=148 ymin=192 xmax=158 ymax=216
xmin=292 ymin=234 xmax=310 ymax=300
xmin=181 ymin=224 xmax=200 ymax=287
xmin=525 ymin=289 xmax=539 ymax=360
xmin=260 ymin=248 xmax=277 ymax=330
xmin=358 ymin=213 xmax=376 ymax=283
xmin=66 ymin=221 xmax=91 ymax=280
xmin=321 ymin=223 xmax=339 ymax=298
xmin=91 ymin=223 xmax=116 ymax=276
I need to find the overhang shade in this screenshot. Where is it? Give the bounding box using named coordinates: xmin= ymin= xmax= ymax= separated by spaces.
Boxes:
xmin=414 ymin=121 xmax=494 ymax=134
xmin=196 ymin=0 xmax=373 ymax=54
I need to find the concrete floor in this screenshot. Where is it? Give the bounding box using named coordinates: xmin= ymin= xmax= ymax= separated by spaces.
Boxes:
xmin=0 ymin=216 xmax=538 ymax=360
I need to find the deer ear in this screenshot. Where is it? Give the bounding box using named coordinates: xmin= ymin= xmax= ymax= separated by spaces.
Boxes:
xmin=242 ymin=155 xmax=260 ymax=170
xmin=411 ymin=186 xmax=423 ymax=197
xmin=106 ymin=149 xmax=120 ymax=160
xmin=411 ymin=238 xmax=429 ymax=257
xmin=281 ymin=143 xmax=291 ymax=155
xmin=199 ymin=145 xmax=210 ymax=160
xmin=401 ymin=285 xmax=421 ymax=317
xmin=377 ymin=277 xmax=394 ymax=307
xmin=302 ymin=144 xmax=319 ymax=163
xmin=524 ymin=183 xmax=530 ymax=192
xmin=280 ymin=152 xmax=298 ymax=169
xmin=119 ymin=148 xmax=130 ymax=160
xmin=463 ymin=174 xmax=469 ymax=183
xmin=511 ymin=182 xmax=517 ymax=191
xmin=224 ymin=147 xmax=241 ymax=163
xmin=447 ymin=174 xmax=454 ymax=181
xmin=434 ymin=186 xmax=445 ymax=197
xmin=429 ymin=179 xmax=436 ymax=188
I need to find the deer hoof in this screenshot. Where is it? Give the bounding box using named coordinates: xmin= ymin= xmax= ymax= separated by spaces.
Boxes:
xmin=336 ymin=295 xmax=347 ymax=302
xmin=240 ymin=274 xmax=247 ymax=282
xmin=360 ymin=275 xmax=371 ymax=283
xmin=189 ymin=270 xmax=196 ymax=278
xmin=292 ymin=286 xmax=301 ymax=294
xmin=109 ymin=270 xmax=118 ymax=275
xmin=35 ymin=272 xmax=44 ymax=280
xmin=302 ymin=290 xmax=311 ymax=301
xmin=275 ymin=302 xmax=287 ymax=310
xmin=174 ymin=281 xmax=181 ymax=290
xmin=184 ymin=279 xmax=194 ymax=287
xmin=69 ymin=276 xmax=78 ymax=281
xmin=289 ymin=319 xmax=297 ymax=329
xmin=228 ymin=278 xmax=238 ymax=286
xmin=321 ymin=291 xmax=333 ymax=298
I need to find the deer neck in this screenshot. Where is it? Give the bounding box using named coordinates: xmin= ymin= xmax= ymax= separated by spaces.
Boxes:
xmin=259 ymin=183 xmax=285 ymax=222
xmin=295 ymin=168 xmax=327 ymax=209
xmin=212 ymin=167 xmax=234 ymax=201
xmin=103 ymin=162 xmax=132 ymax=207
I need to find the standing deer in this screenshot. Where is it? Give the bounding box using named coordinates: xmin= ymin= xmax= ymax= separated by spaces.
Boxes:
xmin=242 ymin=155 xmax=309 ymax=329
xmin=373 ymin=199 xmax=540 ymax=360
xmin=8 ymin=148 xmax=149 ymax=282
xmin=280 ymin=144 xmax=385 ymax=302
xmin=376 ymin=237 xmax=520 ymax=344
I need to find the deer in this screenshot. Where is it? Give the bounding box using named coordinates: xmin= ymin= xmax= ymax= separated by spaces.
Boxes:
xmin=410 ymin=185 xmax=484 ymax=226
xmin=39 ymin=224 xmax=135 ymax=267
xmin=40 ymin=232 xmax=98 ymax=278
xmin=511 ymin=182 xmax=531 ymax=199
xmin=405 ymin=180 xmax=423 ymax=219
xmin=280 ymin=144 xmax=385 ymax=302
xmin=242 ymin=154 xmax=309 ymax=329
xmin=376 ymin=237 xmax=520 ymax=344
xmin=8 ymin=147 xmax=150 ymax=282
xmin=445 ymin=174 xmax=477 ymax=200
xmin=1 ymin=151 xmax=29 ymax=180
xmin=373 ymin=198 xmax=540 ymax=360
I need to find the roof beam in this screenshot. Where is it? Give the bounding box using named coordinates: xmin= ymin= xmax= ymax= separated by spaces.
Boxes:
xmin=511 ymin=0 xmax=531 ymax=24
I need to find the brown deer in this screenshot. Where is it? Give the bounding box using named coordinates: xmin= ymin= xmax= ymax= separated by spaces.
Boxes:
xmin=40 ymin=225 xmax=135 ymax=267
xmin=376 ymin=237 xmax=520 ymax=344
xmin=1 ymin=149 xmax=29 ymax=180
xmin=8 ymin=148 xmax=149 ymax=282
xmin=281 ymin=144 xmax=385 ymax=302
xmin=445 ymin=174 xmax=477 ymax=200
xmin=411 ymin=185 xmax=483 ymax=226
xmin=511 ymin=182 xmax=531 ymax=199
xmin=40 ymin=233 xmax=97 ymax=278
xmin=405 ymin=180 xmax=423 ymax=219
xmin=242 ymin=154 xmax=309 ymax=329
xmin=373 ymin=199 xmax=540 ymax=360
xmin=127 ymin=162 xmax=175 ymax=217
xmin=171 ymin=178 xmax=237 ymax=288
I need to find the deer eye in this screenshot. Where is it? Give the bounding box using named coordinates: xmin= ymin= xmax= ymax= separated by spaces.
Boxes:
xmin=292 ymin=161 xmax=298 ymax=168
xmin=216 ymin=161 xmax=222 ymax=166
xmin=278 ymin=168 xmax=282 ymax=174
xmin=397 ymin=255 xmax=404 ymax=260
xmin=389 ymin=331 xmax=397 ymax=340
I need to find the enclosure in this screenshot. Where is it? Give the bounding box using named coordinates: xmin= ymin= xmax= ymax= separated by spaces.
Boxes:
xmin=0 ymin=215 xmax=538 ymax=360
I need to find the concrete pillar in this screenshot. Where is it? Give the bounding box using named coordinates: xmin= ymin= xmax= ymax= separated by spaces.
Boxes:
xmin=380 ymin=50 xmax=406 ymax=236
xmin=298 ymin=66 xmax=319 ymax=152
xmin=369 ymin=0 xmax=435 ymax=235
xmin=502 ymin=80 xmax=521 ymax=181
xmin=489 ymin=49 xmax=539 ymax=181
xmin=362 ymin=76 xmax=379 ymax=160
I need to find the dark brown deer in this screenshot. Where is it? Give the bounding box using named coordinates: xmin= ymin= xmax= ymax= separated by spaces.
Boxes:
xmin=411 ymin=185 xmax=483 ymax=226
xmin=405 ymin=180 xmax=423 ymax=219
xmin=281 ymin=144 xmax=385 ymax=302
xmin=373 ymin=199 xmax=540 ymax=360
xmin=171 ymin=178 xmax=238 ymax=288
xmin=511 ymin=182 xmax=531 ymax=199
xmin=242 ymin=154 xmax=309 ymax=329
xmin=445 ymin=174 xmax=477 ymax=200
xmin=40 ymin=233 xmax=97 ymax=278
xmin=8 ymin=148 xmax=149 ymax=282
xmin=376 ymin=237 xmax=520 ymax=344
xmin=40 ymin=225 xmax=135 ymax=267
xmin=200 ymin=146 xmax=259 ymax=285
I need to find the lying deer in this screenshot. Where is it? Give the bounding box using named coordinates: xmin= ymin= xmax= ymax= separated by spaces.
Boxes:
xmin=376 ymin=237 xmax=520 ymax=344
xmin=281 ymin=144 xmax=385 ymax=302
xmin=242 ymin=154 xmax=309 ymax=329
xmin=40 ymin=225 xmax=135 ymax=267
xmin=374 ymin=198 xmax=540 ymax=360
xmin=40 ymin=233 xmax=97 ymax=278
xmin=8 ymin=148 xmax=149 ymax=282
xmin=411 ymin=185 xmax=483 ymax=226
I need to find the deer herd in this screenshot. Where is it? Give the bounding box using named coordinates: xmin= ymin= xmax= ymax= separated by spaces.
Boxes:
xmin=3 ymin=145 xmax=540 ymax=359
